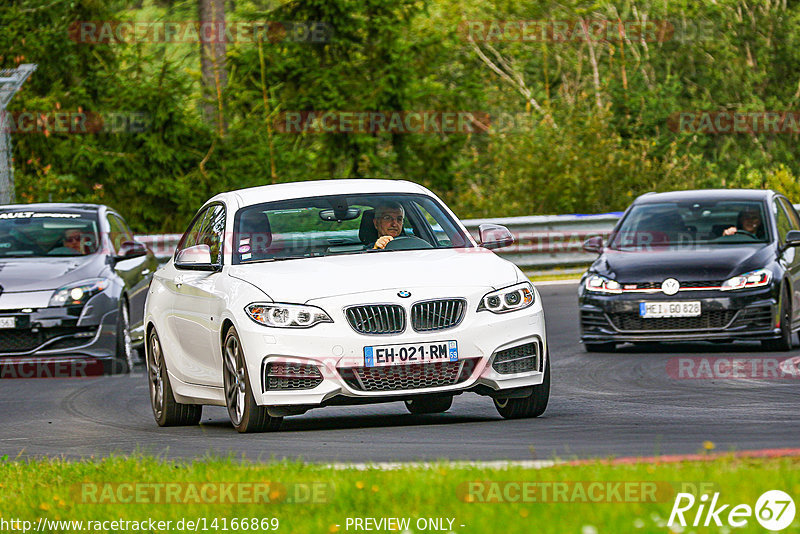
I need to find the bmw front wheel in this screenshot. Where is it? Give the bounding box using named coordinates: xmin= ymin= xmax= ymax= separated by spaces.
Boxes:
xmin=223 ymin=327 xmax=282 ymax=433
xmin=494 ymin=354 xmax=550 ymax=419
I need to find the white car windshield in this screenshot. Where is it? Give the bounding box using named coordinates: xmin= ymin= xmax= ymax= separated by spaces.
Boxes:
xmin=0 ymin=211 xmax=100 ymax=257
xmin=610 ymin=200 xmax=770 ymax=250
xmin=233 ymin=193 xmax=472 ymax=263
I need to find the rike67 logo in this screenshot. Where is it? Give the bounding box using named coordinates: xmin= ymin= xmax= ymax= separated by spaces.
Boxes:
xmin=668 ymin=490 xmax=795 ymax=531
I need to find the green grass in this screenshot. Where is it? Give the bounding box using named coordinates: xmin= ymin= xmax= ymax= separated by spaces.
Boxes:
xmin=1 ymin=455 xmax=798 ymax=533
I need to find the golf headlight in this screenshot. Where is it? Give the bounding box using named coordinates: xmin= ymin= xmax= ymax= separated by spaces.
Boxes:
xmin=585 ymin=274 xmax=622 ymax=294
xmin=49 ymin=278 xmax=110 ymax=307
xmin=245 ymin=303 xmax=333 ymax=328
xmin=720 ymin=269 xmax=772 ymax=291
xmin=478 ymin=282 xmax=535 ymax=313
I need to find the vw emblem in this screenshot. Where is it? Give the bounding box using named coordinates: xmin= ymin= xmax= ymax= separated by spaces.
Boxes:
xmin=397 ymin=291 xmax=411 ymax=298
xmin=661 ymin=278 xmax=680 ymax=296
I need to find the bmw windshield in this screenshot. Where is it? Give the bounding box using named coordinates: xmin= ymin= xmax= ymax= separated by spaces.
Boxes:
xmin=232 ymin=193 xmax=472 ymax=264
xmin=0 ymin=210 xmax=100 ymax=257
xmin=610 ymin=200 xmax=771 ymax=251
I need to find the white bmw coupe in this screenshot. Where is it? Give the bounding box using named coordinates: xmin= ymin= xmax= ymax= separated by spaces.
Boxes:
xmin=144 ymin=180 xmax=549 ymax=432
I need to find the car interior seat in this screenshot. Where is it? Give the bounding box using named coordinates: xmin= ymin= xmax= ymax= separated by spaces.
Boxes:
xmin=239 ymin=211 xmax=272 ymax=254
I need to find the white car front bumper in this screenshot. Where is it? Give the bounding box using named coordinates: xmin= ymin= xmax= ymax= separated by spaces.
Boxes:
xmin=233 ymin=289 xmax=547 ymax=408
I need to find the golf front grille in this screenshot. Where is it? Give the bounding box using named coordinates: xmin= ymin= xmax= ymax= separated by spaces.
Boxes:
xmin=492 ymin=342 xmax=540 ymax=374
xmin=345 ymin=305 xmax=405 ymax=335
xmin=608 ymin=310 xmax=735 ymax=331
xmin=411 ymin=299 xmax=466 ymax=332
xmin=340 ymin=359 xmax=477 ymax=392
xmin=263 ymin=362 xmax=323 ymax=391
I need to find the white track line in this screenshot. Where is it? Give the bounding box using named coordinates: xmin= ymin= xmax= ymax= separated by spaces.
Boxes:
xmin=324 ymin=460 xmax=559 ymax=471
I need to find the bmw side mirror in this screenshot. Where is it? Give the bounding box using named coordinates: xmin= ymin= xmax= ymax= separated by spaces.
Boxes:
xmin=785 ymin=230 xmax=800 ymax=248
xmin=115 ymin=240 xmax=148 ymax=261
xmin=583 ymin=236 xmax=604 ymax=254
xmin=479 ymin=224 xmax=515 ymax=250
xmin=175 ymin=244 xmax=220 ymax=271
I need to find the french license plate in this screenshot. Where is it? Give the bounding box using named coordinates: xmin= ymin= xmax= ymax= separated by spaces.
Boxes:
xmin=0 ymin=317 xmax=16 ymax=329
xmin=364 ymin=341 xmax=458 ymax=368
xmin=639 ymin=301 xmax=701 ymax=318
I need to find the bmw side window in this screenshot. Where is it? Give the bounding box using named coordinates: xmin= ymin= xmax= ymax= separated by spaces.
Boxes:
xmin=773 ymin=200 xmax=792 ymax=243
xmin=203 ymin=205 xmax=225 ymax=265
xmin=176 ymin=205 xmax=224 ymax=265
xmin=177 ymin=209 xmax=208 ymax=252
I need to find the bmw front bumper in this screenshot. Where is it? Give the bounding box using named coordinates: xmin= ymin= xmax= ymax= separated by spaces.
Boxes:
xmin=233 ymin=290 xmax=548 ymax=410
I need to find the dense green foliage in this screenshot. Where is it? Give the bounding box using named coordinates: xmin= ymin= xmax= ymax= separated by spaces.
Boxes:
xmin=3 ymin=0 xmax=800 ymax=232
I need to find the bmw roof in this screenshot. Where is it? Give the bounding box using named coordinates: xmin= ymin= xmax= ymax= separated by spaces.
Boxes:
xmin=218 ymin=179 xmax=431 ymax=208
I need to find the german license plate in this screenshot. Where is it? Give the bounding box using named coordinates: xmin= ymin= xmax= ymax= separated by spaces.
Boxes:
xmin=0 ymin=317 xmax=16 ymax=329
xmin=364 ymin=341 xmax=458 ymax=368
xmin=639 ymin=301 xmax=701 ymax=318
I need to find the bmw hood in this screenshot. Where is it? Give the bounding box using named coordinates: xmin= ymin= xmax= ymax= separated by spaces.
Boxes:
xmin=594 ymin=244 xmax=774 ymax=282
xmin=227 ymin=248 xmax=520 ymax=303
xmin=0 ymin=255 xmax=105 ymax=292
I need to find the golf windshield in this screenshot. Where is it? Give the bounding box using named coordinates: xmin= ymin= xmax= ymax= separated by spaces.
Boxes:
xmin=610 ymin=200 xmax=770 ymax=250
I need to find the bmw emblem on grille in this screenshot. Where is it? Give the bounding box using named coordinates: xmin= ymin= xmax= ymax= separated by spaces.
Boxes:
xmin=397 ymin=291 xmax=411 ymax=298
xmin=661 ymin=278 xmax=680 ymax=296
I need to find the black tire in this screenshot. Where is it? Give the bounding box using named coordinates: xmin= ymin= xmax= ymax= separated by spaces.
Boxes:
xmin=111 ymin=302 xmax=134 ymax=374
xmin=404 ymin=395 xmax=453 ymax=414
xmin=584 ymin=342 xmax=616 ymax=353
xmin=147 ymin=328 xmax=202 ymax=426
xmin=763 ymin=285 xmax=793 ymax=351
xmin=494 ymin=354 xmax=550 ymax=419
xmin=223 ymin=327 xmax=282 ymax=433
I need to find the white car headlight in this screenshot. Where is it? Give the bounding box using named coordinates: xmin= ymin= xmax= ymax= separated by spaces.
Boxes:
xmin=584 ymin=274 xmax=622 ymax=294
xmin=49 ymin=278 xmax=110 ymax=307
xmin=245 ymin=303 xmax=333 ymax=328
xmin=478 ymin=282 xmax=535 ymax=314
xmin=720 ymin=269 xmax=772 ymax=291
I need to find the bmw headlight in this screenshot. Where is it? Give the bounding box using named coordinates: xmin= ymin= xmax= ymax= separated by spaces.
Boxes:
xmin=478 ymin=282 xmax=535 ymax=314
xmin=245 ymin=303 xmax=333 ymax=328
xmin=49 ymin=278 xmax=110 ymax=307
xmin=584 ymin=274 xmax=622 ymax=294
xmin=720 ymin=269 xmax=772 ymax=291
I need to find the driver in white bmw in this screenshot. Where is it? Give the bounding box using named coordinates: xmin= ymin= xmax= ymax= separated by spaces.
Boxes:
xmin=372 ymin=202 xmax=405 ymax=249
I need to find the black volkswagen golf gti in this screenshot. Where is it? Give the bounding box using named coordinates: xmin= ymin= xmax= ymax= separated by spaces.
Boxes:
xmin=579 ymin=189 xmax=800 ymax=352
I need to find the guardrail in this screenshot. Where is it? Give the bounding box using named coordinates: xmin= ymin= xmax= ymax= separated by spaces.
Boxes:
xmin=134 ymin=212 xmax=623 ymax=271
xmin=461 ymin=213 xmax=621 ymax=269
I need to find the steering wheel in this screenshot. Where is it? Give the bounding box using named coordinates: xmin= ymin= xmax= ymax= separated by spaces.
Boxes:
xmin=734 ymin=230 xmax=758 ymax=239
xmin=382 ymin=236 xmax=434 ymax=251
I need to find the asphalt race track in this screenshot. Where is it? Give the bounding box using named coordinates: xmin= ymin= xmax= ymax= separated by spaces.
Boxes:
xmin=1 ymin=282 xmax=798 ymax=462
